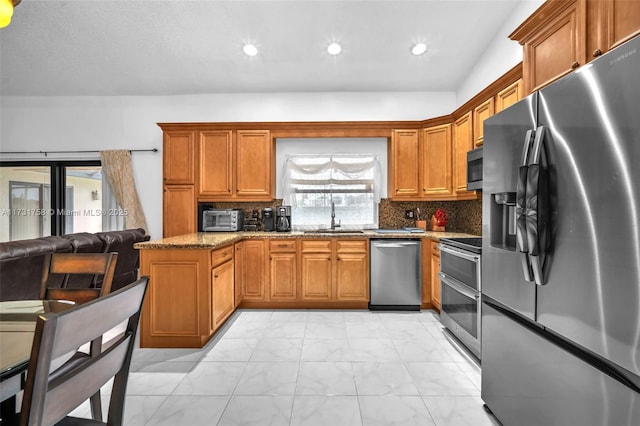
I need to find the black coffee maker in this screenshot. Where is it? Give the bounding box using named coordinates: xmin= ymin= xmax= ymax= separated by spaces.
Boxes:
xmin=262 ymin=208 xmax=275 ymax=232
xmin=276 ymin=206 xmax=291 ymax=232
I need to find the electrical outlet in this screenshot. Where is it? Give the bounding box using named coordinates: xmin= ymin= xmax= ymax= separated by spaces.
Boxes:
xmin=405 ymin=210 xmax=415 ymax=219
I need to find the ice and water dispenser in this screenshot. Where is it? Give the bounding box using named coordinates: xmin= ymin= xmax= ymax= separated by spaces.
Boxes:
xmin=490 ymin=192 xmax=517 ymax=250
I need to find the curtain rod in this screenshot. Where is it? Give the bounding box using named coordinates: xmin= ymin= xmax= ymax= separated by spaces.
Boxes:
xmin=0 ymin=148 xmax=158 ymax=156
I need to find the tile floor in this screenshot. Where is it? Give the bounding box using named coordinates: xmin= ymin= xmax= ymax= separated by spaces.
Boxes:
xmin=72 ymin=309 xmax=501 ymax=426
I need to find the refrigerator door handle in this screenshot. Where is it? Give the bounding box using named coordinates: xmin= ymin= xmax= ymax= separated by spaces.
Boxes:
xmin=526 ymin=126 xmax=549 ymax=285
xmin=516 ymin=129 xmax=535 ymax=282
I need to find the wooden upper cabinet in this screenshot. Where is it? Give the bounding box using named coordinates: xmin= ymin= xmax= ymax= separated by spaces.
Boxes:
xmin=390 ymin=129 xmax=421 ymax=198
xmin=453 ymin=112 xmax=473 ymax=195
xmin=496 ymin=79 xmax=524 ymax=113
xmin=473 ymin=98 xmax=494 ymax=147
xmin=511 ymin=0 xmax=587 ymax=94
xmin=589 ymin=0 xmax=640 ymax=57
xmin=421 ymin=124 xmax=453 ymax=198
xmin=199 ymin=131 xmax=233 ymax=197
xmin=163 ymin=185 xmax=196 ymax=237
xmin=236 ymin=130 xmax=274 ymax=199
xmin=163 ymin=130 xmax=195 ymax=184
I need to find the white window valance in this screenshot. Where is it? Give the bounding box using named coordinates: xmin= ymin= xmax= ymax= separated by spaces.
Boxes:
xmin=281 ymin=154 xmax=383 ymax=207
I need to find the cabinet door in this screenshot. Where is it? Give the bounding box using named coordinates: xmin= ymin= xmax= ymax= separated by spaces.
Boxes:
xmin=234 ymin=242 xmax=244 ymax=307
xmin=236 ymin=130 xmax=273 ymax=200
xmin=336 ymin=252 xmax=368 ymax=301
xmin=452 ymin=112 xmax=473 ymax=195
xmin=512 ymin=0 xmax=586 ymax=93
xmin=431 ymin=241 xmax=441 ymax=311
xmin=390 ymin=129 xmax=421 ymax=198
xmin=421 ymin=239 xmax=432 ymax=306
xmin=496 ymin=79 xmax=524 ymax=113
xmin=301 ymin=253 xmax=332 ymax=300
xmin=592 ymin=0 xmax=640 ymax=55
xmin=163 ymin=185 xmax=196 ymax=237
xmin=269 ymin=252 xmax=297 ymax=301
xmin=139 ymin=249 xmax=210 ymax=348
xmin=243 ymin=240 xmax=267 ymax=300
xmin=199 ymin=130 xmax=234 ymax=197
xmin=473 ymin=98 xmax=494 ymax=147
xmin=212 ymin=259 xmax=235 ymax=328
xmin=421 ymin=124 xmax=452 ymax=198
xmin=163 ymin=130 xmax=195 ymax=184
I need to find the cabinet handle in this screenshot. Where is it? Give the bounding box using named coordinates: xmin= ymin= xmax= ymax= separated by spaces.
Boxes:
xmin=571 ymin=61 xmax=580 ymax=69
xmin=278 ymin=244 xmax=288 ymax=248
xmin=593 ymin=49 xmax=603 ymax=58
xmin=214 ymin=274 xmax=219 ymax=278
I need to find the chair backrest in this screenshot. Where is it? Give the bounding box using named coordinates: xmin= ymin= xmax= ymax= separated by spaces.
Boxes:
xmin=40 ymin=252 xmax=118 ymax=305
xmin=20 ymin=277 xmax=149 ymax=426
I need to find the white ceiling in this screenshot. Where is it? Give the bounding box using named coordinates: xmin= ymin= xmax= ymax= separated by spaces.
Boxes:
xmin=0 ymin=0 xmax=525 ymax=96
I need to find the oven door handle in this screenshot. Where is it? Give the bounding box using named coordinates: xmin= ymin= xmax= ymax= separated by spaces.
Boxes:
xmin=439 ymin=272 xmax=479 ymax=300
xmin=438 ymin=245 xmax=480 ymax=263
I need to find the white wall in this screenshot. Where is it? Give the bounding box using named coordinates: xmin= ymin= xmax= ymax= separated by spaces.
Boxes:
xmin=456 ymin=0 xmax=545 ymax=106
xmin=0 ymin=92 xmax=455 ymax=239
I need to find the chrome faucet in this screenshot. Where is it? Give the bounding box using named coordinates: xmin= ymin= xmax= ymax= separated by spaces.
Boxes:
xmin=330 ymin=202 xmax=341 ymax=230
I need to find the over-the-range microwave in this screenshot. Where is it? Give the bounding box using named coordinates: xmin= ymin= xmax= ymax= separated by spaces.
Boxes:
xmin=467 ymin=146 xmax=483 ymax=191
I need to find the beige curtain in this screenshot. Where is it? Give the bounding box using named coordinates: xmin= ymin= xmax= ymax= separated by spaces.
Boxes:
xmin=99 ymin=150 xmax=148 ymax=231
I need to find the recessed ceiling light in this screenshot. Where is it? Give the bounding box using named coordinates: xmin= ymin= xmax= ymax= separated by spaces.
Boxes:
xmin=327 ymin=42 xmax=342 ymax=56
xmin=243 ymin=44 xmax=258 ymax=57
xmin=411 ymin=42 xmax=428 ymax=56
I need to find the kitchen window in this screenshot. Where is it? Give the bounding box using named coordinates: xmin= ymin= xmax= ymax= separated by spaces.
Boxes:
xmin=281 ymin=154 xmax=382 ymax=229
xmin=0 ymin=161 xmax=123 ymax=242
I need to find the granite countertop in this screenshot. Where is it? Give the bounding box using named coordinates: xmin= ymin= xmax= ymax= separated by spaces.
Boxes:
xmin=135 ymin=230 xmax=480 ymax=249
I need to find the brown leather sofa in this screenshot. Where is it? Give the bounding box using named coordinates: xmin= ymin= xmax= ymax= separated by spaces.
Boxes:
xmin=0 ymin=228 xmax=150 ymax=301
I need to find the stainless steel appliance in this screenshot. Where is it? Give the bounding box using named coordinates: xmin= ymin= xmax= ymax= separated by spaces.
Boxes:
xmin=276 ymin=206 xmax=291 ymax=232
xmin=481 ymin=35 xmax=640 ymax=425
xmin=369 ymin=239 xmax=421 ymax=311
xmin=466 ymin=146 xmax=483 ymax=191
xmin=200 ymin=208 xmax=243 ymax=232
xmin=262 ymin=207 xmax=274 ymax=232
xmin=438 ymin=237 xmax=481 ymax=359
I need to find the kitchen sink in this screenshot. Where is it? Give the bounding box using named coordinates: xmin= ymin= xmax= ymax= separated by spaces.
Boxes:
xmin=303 ymin=229 xmax=365 ymax=234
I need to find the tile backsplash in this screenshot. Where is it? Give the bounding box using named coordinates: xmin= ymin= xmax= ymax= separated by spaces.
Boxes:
xmin=378 ymin=199 xmax=482 ymax=235
xmin=209 ymin=198 xmax=482 ymax=236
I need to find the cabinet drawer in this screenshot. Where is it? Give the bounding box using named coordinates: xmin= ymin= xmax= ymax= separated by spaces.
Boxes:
xmin=212 ymin=245 xmax=234 ymax=267
xmin=269 ymin=240 xmax=297 ymax=252
xmin=301 ymin=240 xmax=332 ymax=253
xmin=336 ymin=240 xmax=367 ymax=253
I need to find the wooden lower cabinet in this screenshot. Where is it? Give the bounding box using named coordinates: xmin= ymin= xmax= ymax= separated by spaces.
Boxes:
xmin=234 ymin=242 xmax=244 ymax=307
xmin=140 ymin=248 xmax=216 ymax=348
xmin=336 ymin=240 xmax=369 ymax=301
xmin=421 ymin=239 xmax=432 ymax=308
xmin=212 ymin=258 xmax=234 ymax=328
xmin=269 ymin=240 xmax=297 ymax=301
xmin=431 ymin=240 xmax=442 ymax=311
xmin=242 ymin=240 xmax=267 ymax=301
xmin=301 ymin=240 xmax=333 ymax=300
xmin=299 ymin=239 xmax=369 ymax=304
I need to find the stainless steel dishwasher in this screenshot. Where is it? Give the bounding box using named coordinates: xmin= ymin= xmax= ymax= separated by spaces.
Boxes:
xmin=369 ymin=239 xmax=421 ymax=311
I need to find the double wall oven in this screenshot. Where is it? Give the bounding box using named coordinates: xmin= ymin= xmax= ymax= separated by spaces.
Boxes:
xmin=438 ymin=237 xmax=482 ymax=359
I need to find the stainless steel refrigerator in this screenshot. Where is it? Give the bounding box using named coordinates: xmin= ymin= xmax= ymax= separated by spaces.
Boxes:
xmin=481 ymin=34 xmax=640 ymax=425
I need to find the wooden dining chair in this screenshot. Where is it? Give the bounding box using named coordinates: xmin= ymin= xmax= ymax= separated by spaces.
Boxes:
xmin=19 ymin=277 xmax=149 ymax=426
xmin=40 ymin=252 xmax=118 ymax=305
